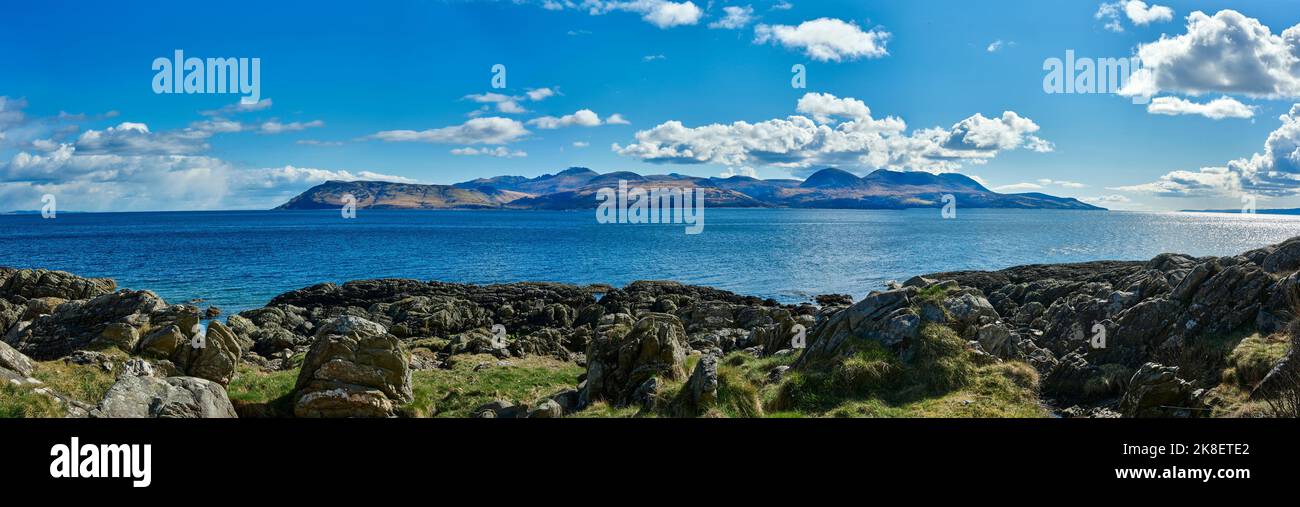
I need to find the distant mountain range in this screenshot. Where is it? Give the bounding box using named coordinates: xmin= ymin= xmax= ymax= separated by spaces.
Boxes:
xmin=276 ymin=167 xmax=1105 ymax=211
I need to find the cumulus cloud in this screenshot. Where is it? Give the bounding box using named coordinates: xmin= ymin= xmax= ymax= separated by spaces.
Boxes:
xmin=0 ymin=145 xmax=415 ymax=211
xmin=528 ymin=109 xmax=627 ymax=129
xmin=795 ymin=92 xmax=904 ymax=131
xmin=1115 ymin=104 xmax=1300 ymax=197
xmin=1096 ymin=1 xmax=1173 ymax=32
xmin=450 ymin=146 xmax=528 ymax=158
xmin=73 ymin=122 xmax=210 ymax=155
xmin=0 ymin=99 xmax=415 ymax=211
xmin=368 ymin=117 xmax=530 ymax=144
xmin=581 ymin=0 xmax=703 ymax=29
xmin=709 ymin=5 xmax=754 ymax=29
xmin=1123 ymin=1 xmax=1174 ymax=25
xmin=1147 ymin=96 xmax=1255 ymax=120
xmin=525 ymin=88 xmax=558 ymax=101
xmin=612 ymin=92 xmax=1050 ymax=173
xmin=754 ymin=18 xmax=890 ymax=62
xmin=986 ymin=40 xmax=1013 ymax=53
xmin=1120 ymin=10 xmax=1300 ymax=101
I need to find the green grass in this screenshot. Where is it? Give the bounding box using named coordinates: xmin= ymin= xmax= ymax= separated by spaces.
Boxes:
xmin=31 ymin=358 xmax=118 ymax=406
xmin=1223 ymin=333 xmax=1290 ymax=387
xmin=227 ymin=364 xmax=298 ymax=417
xmin=569 ymin=401 xmax=645 ymax=418
xmin=0 ymin=382 xmax=65 ymax=418
xmin=403 ymin=354 xmax=583 ymax=417
xmin=914 ymin=284 xmax=952 ymax=305
xmin=765 ymin=324 xmax=1047 ymax=418
xmin=1178 ymin=328 xmax=1256 ymax=384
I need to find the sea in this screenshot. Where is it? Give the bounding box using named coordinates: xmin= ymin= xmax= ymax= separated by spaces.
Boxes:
xmin=2 ymin=208 xmax=1299 ymax=316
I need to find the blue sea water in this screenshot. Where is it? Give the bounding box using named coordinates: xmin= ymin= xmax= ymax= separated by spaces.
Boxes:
xmin=2 ymin=208 xmax=1299 ymax=315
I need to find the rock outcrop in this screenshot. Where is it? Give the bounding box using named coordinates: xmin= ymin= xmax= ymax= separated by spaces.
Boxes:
xmin=580 ymin=312 xmax=689 ymax=407
xmin=292 ymin=316 xmax=413 ymax=418
xmin=95 ymin=375 xmax=237 ymax=418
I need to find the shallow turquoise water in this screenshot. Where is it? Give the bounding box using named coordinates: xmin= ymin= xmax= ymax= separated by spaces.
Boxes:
xmin=2 ymin=208 xmax=1298 ymax=314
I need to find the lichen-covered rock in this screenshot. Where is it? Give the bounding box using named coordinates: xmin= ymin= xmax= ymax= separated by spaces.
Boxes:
xmin=293 ymin=316 xmax=412 ymax=418
xmin=9 ymin=289 xmax=168 ymax=359
xmin=527 ymin=399 xmax=563 ymax=418
xmin=94 ymin=375 xmax=237 ymax=418
xmin=793 ymin=287 xmax=917 ymax=369
xmin=171 ymin=321 xmax=241 ymax=386
xmin=671 ymin=353 xmax=719 ymax=416
xmin=0 ymin=268 xmax=116 ymax=300
xmin=0 ymin=339 xmax=35 ymax=377
xmin=580 ymin=312 xmax=689 ymax=406
xmin=1119 ymin=363 xmax=1201 ymax=418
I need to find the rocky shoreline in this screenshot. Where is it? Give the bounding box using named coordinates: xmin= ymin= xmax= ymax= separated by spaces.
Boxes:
xmin=3 ymin=236 xmax=1298 ymax=418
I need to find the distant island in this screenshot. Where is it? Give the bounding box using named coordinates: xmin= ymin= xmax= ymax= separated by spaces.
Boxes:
xmin=276 ymin=167 xmax=1105 ymax=211
xmin=1184 ymin=208 xmax=1300 ymax=216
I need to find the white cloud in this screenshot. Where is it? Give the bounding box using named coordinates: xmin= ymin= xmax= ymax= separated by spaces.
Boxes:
xmin=643 ymin=54 xmax=667 ymax=62
xmin=1115 ymin=104 xmax=1300 ymax=197
xmin=991 ymin=182 xmax=1043 ymax=192
xmin=0 ymin=97 xmax=29 ymax=133
xmin=463 ymin=88 xmax=558 ymax=114
xmin=200 ymin=98 xmax=273 ymax=116
xmin=771 ymin=1 xmax=792 ymax=10
xmin=1096 ymin=1 xmax=1173 ymax=32
xmin=242 ymin=165 xmax=417 ymax=186
xmin=0 ymin=99 xmax=415 ymax=211
xmin=709 ymin=5 xmax=754 ymax=30
xmin=583 ymin=1 xmax=703 ymax=29
xmin=613 ymin=92 xmax=1050 ymax=173
xmin=258 ymin=119 xmax=325 ymax=134
xmin=606 ymin=113 xmax=630 ymax=125
xmin=994 ymin=179 xmax=1085 ymax=192
xmin=795 ymin=92 xmax=904 ymax=131
xmin=573 ymin=141 xmax=590 ymax=147
xmin=1081 ymin=194 xmax=1132 ymax=204
xmin=1147 ymin=96 xmax=1255 ymax=120
xmin=1123 ymin=1 xmax=1173 ymax=25
xmin=74 ymin=122 xmax=209 ymax=155
xmin=754 ymin=18 xmax=890 ymax=62
xmin=720 ymin=166 xmax=758 ymax=178
xmin=986 ymin=40 xmax=1011 ymax=53
xmin=527 ymin=109 xmax=615 ymax=129
xmin=525 ymin=88 xmax=558 ymax=101
xmin=368 ymin=117 xmax=530 ymax=144
xmin=1039 ymin=178 xmax=1086 ymax=188
xmin=1121 ymin=10 xmax=1300 ymax=101
xmin=296 ymin=139 xmax=344 ymax=146
xmin=451 ymin=146 xmax=528 ymax=158
xmin=464 ymin=92 xmax=527 ymax=114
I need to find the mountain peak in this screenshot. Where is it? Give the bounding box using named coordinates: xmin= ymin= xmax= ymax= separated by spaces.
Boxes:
xmin=558 ymin=167 xmax=597 ymax=176
xmin=800 ymin=168 xmax=864 ymax=188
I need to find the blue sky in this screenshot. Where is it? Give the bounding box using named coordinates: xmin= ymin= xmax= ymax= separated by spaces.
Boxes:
xmin=2 ymin=0 xmax=1300 ymax=211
